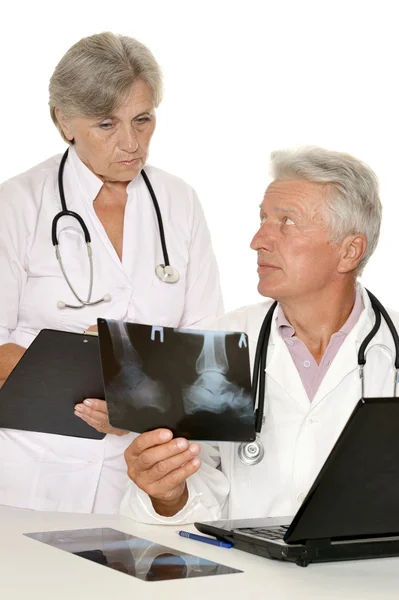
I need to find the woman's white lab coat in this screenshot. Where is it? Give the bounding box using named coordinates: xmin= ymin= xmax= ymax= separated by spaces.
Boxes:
xmin=120 ymin=284 xmax=399 ymax=524
xmin=0 ymin=147 xmax=223 ymax=513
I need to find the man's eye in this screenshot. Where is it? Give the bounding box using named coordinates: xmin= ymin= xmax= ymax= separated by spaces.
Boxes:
xmin=283 ymin=217 xmax=295 ymax=225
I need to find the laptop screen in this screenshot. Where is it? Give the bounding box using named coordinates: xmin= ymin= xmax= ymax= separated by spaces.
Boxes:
xmin=286 ymin=398 xmax=399 ymax=543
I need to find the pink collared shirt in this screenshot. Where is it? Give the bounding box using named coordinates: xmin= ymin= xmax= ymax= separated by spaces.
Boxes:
xmin=277 ymin=290 xmax=364 ymax=401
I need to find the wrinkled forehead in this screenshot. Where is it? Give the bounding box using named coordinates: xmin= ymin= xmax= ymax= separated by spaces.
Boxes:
xmin=261 ymin=179 xmax=332 ymax=216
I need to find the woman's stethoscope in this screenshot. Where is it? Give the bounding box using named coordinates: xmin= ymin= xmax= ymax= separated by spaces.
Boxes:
xmin=53 ymin=148 xmax=179 ymax=309
xmin=238 ymin=289 xmax=399 ymax=466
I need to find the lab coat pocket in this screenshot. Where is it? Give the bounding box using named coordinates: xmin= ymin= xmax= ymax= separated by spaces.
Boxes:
xmin=33 ymin=434 xmax=105 ymax=512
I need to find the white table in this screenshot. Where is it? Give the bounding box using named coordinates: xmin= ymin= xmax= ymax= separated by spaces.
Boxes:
xmin=1 ymin=505 xmax=399 ymax=599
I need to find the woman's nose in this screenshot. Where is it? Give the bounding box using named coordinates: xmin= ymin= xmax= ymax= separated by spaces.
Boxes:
xmin=119 ymin=126 xmax=139 ymax=152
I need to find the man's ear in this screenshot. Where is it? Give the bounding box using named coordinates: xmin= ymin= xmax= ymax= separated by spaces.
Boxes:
xmin=55 ymin=108 xmax=74 ymax=142
xmin=337 ymin=234 xmax=367 ymax=274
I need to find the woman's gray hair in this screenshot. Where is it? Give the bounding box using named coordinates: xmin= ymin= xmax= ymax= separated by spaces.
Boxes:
xmin=49 ymin=32 xmax=163 ymax=143
xmin=270 ymin=146 xmax=382 ymax=272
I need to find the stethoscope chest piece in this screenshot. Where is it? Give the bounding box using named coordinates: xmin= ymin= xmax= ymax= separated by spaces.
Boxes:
xmin=155 ymin=264 xmax=180 ymax=283
xmin=238 ymin=438 xmax=264 ymax=466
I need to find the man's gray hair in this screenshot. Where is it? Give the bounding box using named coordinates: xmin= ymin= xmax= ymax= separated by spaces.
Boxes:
xmin=270 ymin=146 xmax=382 ymax=272
xmin=49 ymin=32 xmax=163 ymax=143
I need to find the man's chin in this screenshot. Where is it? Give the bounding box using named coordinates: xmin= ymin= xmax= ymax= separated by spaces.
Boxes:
xmin=257 ymin=281 xmax=279 ymax=300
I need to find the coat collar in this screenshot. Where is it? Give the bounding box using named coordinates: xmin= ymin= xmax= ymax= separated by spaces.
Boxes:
xmin=66 ymin=145 xmax=103 ymax=205
xmin=263 ymin=283 xmax=394 ymax=410
xmin=65 ymin=145 xmax=144 ymax=209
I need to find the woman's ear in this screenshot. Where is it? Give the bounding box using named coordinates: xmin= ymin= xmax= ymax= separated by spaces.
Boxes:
xmin=55 ymin=108 xmax=74 ymax=142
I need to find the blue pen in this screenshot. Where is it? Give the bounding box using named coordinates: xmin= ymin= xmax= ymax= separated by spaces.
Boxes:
xmin=177 ymin=530 xmax=233 ymax=548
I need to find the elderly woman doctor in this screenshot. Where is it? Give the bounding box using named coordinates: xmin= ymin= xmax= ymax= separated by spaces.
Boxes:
xmin=0 ymin=32 xmax=222 ymax=513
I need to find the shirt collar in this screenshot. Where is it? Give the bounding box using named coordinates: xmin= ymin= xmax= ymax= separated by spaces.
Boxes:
xmin=277 ymin=286 xmax=365 ymax=340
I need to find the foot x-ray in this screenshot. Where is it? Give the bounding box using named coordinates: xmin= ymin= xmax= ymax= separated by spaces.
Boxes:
xmin=97 ymin=319 xmax=255 ymax=441
xmin=24 ymin=528 xmax=242 ymax=581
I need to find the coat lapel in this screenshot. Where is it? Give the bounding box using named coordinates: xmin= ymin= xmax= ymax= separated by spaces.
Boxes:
xmin=265 ymin=315 xmax=310 ymax=411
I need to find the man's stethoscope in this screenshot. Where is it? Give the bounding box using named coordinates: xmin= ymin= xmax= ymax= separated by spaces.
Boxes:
xmin=53 ymin=148 xmax=179 ymax=309
xmin=238 ymin=289 xmax=399 ymax=466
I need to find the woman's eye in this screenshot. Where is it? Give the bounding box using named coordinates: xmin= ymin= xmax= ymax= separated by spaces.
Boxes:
xmin=260 ymin=215 xmax=267 ymax=224
xmin=134 ymin=116 xmax=152 ymax=128
xmin=98 ymin=122 xmax=113 ymax=130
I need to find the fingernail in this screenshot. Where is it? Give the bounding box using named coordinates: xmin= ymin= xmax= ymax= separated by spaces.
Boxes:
xmin=159 ymin=430 xmax=172 ymax=441
xmin=192 ymin=458 xmax=201 ymax=467
xmin=177 ymin=438 xmax=188 ymax=450
xmin=75 ymin=405 xmax=83 ymax=412
xmin=189 ymin=443 xmax=200 ymax=454
xmin=83 ymin=400 xmax=92 ymax=406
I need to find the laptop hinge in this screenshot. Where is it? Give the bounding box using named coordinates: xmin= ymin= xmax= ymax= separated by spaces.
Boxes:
xmin=294 ymin=538 xmax=332 ymax=567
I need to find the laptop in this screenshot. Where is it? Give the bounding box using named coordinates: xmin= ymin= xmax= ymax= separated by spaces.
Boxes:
xmin=195 ymin=398 xmax=399 ymax=566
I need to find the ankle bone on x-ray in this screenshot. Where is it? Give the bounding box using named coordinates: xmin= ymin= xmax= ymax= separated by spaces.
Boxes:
xmin=107 ymin=321 xmax=168 ymax=412
xmin=183 ymin=331 xmax=252 ymax=420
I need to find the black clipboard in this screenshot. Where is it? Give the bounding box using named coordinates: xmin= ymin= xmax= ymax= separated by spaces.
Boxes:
xmin=0 ymin=329 xmax=105 ymax=439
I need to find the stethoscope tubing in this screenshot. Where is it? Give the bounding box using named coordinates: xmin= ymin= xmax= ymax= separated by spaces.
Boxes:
xmin=239 ymin=289 xmax=399 ymax=465
xmin=52 ymin=148 xmax=170 ymax=262
xmin=52 ymin=148 xmax=178 ymax=308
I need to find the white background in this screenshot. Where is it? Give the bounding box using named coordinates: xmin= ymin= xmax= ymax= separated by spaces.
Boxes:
xmin=0 ymin=0 xmax=397 ymax=312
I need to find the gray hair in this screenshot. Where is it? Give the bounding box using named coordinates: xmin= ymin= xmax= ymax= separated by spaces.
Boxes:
xmin=49 ymin=32 xmax=163 ymax=143
xmin=270 ymin=146 xmax=382 ymax=272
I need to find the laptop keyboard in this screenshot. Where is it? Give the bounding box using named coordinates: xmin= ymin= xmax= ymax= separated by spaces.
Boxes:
xmin=237 ymin=525 xmax=289 ymax=541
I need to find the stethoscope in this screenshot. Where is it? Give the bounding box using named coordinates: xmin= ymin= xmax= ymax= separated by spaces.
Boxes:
xmin=53 ymin=148 xmax=179 ymax=310
xmin=238 ymin=289 xmax=399 ymax=466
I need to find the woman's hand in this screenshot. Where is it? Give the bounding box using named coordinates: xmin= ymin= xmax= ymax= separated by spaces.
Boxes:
xmin=84 ymin=324 xmax=98 ymax=334
xmin=74 ymin=398 xmax=129 ymax=436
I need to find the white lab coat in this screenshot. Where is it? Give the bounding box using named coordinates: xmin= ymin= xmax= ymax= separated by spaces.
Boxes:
xmin=120 ymin=283 xmax=399 ymax=524
xmin=0 ymin=146 xmax=223 ymax=513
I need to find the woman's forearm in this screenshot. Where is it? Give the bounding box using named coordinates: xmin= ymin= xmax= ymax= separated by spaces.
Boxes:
xmin=0 ymin=343 xmax=26 ymax=387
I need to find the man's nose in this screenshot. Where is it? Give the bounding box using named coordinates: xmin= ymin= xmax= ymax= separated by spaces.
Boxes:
xmin=250 ymin=221 xmax=275 ymax=251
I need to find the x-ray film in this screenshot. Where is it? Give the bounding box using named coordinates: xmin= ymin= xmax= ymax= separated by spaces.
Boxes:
xmin=24 ymin=528 xmax=242 ymax=582
xmin=97 ymin=319 xmax=255 ymax=441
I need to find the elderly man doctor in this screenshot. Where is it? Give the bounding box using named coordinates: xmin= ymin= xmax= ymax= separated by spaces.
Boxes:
xmin=120 ymin=146 xmax=399 ymax=524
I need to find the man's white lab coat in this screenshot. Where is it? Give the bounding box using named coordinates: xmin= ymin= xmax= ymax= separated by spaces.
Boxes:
xmin=120 ymin=284 xmax=399 ymax=524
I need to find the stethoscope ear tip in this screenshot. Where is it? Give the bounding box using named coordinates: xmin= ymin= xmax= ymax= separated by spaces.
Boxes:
xmin=57 ymin=300 xmax=66 ymax=309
